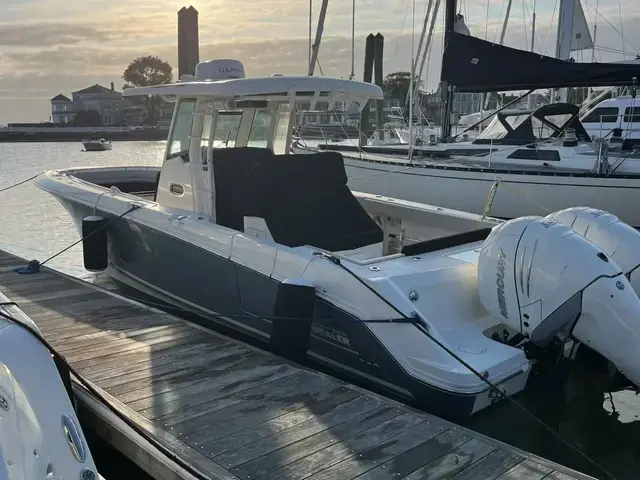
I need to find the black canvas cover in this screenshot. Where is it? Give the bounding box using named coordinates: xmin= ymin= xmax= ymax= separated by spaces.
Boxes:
xmin=441 ymin=30 xmax=640 ymax=92
xmin=211 ymin=147 xmax=382 ymax=251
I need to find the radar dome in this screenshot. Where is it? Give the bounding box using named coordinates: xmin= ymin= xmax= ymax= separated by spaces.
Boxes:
xmin=195 ymin=59 xmax=246 ymax=81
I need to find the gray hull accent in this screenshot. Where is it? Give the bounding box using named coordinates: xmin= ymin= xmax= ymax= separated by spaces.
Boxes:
xmin=59 ymin=198 xmax=500 ymax=420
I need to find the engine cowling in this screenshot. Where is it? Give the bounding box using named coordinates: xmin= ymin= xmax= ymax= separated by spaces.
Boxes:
xmin=546 ymin=207 xmax=640 ymax=293
xmin=477 ymin=215 xmax=640 ymax=387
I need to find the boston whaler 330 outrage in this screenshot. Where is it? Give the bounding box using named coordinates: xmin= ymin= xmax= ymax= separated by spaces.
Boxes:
xmin=35 ymin=60 xmax=640 ymax=419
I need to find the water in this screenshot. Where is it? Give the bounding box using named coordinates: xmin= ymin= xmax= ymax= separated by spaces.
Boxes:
xmin=1 ymin=141 xmax=639 ymax=480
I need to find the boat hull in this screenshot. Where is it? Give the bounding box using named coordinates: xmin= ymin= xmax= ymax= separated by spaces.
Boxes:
xmin=338 ymin=155 xmax=640 ymax=227
xmin=53 ymin=195 xmax=527 ymax=420
xmin=83 ymin=142 xmax=112 ymax=151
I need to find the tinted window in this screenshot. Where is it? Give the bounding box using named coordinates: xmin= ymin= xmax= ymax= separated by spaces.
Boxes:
xmin=582 ymin=107 xmax=619 ymax=123
xmin=624 ymin=107 xmax=640 ymax=123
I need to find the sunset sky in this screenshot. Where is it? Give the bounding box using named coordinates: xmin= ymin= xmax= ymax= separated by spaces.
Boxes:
xmin=1 ymin=0 xmax=639 ymax=125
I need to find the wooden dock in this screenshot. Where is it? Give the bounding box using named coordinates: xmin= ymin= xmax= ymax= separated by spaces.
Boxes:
xmin=0 ymin=249 xmax=596 ymax=480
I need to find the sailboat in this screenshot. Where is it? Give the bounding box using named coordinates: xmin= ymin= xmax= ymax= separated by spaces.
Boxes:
xmin=294 ymin=0 xmax=640 ymax=226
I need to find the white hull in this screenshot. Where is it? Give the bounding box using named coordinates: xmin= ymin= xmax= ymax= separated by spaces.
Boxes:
xmin=330 ymin=153 xmax=640 ymax=226
xmin=0 ymin=293 xmax=98 ymax=479
xmin=83 ymin=141 xmax=112 ymax=151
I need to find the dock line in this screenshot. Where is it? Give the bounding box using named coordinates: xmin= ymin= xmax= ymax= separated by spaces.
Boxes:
xmin=0 ymin=172 xmax=41 ymax=194
xmin=14 ymin=204 xmax=141 ymax=275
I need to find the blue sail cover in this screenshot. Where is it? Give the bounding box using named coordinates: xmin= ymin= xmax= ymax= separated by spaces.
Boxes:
xmin=441 ymin=30 xmax=640 ymax=92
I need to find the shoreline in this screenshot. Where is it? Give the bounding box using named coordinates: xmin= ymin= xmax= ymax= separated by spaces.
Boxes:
xmin=0 ymin=131 xmax=168 ymax=142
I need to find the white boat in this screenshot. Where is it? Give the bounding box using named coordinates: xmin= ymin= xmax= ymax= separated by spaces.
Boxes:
xmin=580 ymin=95 xmax=640 ymax=143
xmin=293 ymin=102 xmax=640 ymax=227
xmin=0 ymin=292 xmax=99 ymax=479
xmin=292 ymin=10 xmax=640 ymax=226
xmin=82 ymin=138 xmax=112 ymax=151
xmin=34 ymin=59 xmax=640 ymax=419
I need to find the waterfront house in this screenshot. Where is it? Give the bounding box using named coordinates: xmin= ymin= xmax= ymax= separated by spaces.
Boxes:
xmin=50 ymin=82 xmax=174 ymax=128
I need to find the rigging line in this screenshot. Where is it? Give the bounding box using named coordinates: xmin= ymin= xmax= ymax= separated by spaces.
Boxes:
xmin=494 ymin=0 xmax=508 ymax=44
xmin=328 ymin=256 xmax=618 ymax=480
xmin=581 ymin=0 xmax=640 ymax=54
xmin=522 ymin=0 xmax=529 ymax=52
xmin=392 ymin=0 xmax=412 ymax=57
xmin=617 ymin=0 xmax=625 ymax=60
xmin=484 ymin=0 xmax=490 ymax=40
xmin=543 ymin=0 xmax=559 ymax=56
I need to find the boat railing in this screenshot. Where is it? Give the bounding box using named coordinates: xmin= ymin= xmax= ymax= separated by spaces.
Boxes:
xmin=586 ymin=112 xmax=640 ymax=140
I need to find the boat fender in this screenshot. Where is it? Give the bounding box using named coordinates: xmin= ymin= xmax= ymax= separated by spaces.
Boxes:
xmin=82 ymin=216 xmax=109 ymax=271
xmin=270 ymin=278 xmax=315 ymax=363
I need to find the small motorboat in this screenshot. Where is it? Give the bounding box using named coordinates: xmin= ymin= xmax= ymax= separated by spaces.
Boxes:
xmin=34 ymin=59 xmax=640 ymax=420
xmin=0 ymin=292 xmax=99 ymax=479
xmin=82 ymin=137 xmax=112 ymax=151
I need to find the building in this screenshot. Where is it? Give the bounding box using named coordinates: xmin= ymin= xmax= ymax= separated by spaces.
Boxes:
xmin=50 ymin=82 xmax=175 ymax=127
xmin=50 ymin=82 xmax=129 ymax=126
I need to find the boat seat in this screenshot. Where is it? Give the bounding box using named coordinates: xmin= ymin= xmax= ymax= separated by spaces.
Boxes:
xmin=210 ymin=147 xmax=382 ymax=251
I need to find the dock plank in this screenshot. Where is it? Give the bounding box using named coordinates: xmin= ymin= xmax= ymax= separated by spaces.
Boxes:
xmin=401 ymin=437 xmax=497 ymax=480
xmin=0 ymin=249 xmax=593 ymax=480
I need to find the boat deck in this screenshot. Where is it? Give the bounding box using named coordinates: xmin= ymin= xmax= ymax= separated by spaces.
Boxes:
xmin=0 ymin=249 xmax=594 ymax=480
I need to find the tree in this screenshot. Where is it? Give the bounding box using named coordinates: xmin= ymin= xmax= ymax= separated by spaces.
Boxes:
xmin=71 ymin=110 xmax=102 ymax=127
xmin=383 ymin=72 xmax=423 ymax=100
xmin=123 ymin=56 xmax=173 ymax=125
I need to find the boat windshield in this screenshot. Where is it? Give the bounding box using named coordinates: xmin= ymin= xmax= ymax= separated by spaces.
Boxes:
xmin=477 ymin=114 xmax=529 ymax=140
xmin=212 ymin=112 xmax=242 ymax=148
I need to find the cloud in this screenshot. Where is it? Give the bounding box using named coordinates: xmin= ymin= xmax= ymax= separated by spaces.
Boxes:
xmin=0 ymin=23 xmax=111 ymax=47
xmin=2 ymin=0 xmax=640 ymax=124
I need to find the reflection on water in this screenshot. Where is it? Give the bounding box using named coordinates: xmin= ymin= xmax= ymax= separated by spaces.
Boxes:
xmin=1 ymin=141 xmax=639 ymax=479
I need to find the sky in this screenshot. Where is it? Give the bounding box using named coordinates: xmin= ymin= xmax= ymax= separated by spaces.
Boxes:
xmin=1 ymin=0 xmax=640 ymax=125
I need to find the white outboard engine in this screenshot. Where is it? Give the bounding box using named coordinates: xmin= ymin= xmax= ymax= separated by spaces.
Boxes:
xmin=478 ymin=216 xmax=640 ymax=387
xmin=547 ymin=207 xmax=640 ymax=293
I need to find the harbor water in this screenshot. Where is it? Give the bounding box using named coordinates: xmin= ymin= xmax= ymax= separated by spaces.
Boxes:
xmin=1 ymin=141 xmax=638 ymax=480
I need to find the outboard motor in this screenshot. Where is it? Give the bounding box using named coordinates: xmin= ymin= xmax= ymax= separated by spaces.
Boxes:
xmin=546 ymin=207 xmax=640 ymax=293
xmin=478 ymin=216 xmax=640 ymax=388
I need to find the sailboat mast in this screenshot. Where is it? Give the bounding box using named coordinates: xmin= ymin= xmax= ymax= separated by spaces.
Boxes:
xmin=528 ymin=2 xmax=537 ymax=108
xmin=409 ymin=0 xmax=416 ymax=160
xmin=349 ymin=0 xmax=355 ymax=79
xmin=308 ymin=0 xmax=313 ymax=72
xmin=554 ymin=0 xmax=576 ymax=102
xmin=405 ymin=0 xmax=433 ymax=112
xmin=440 ymin=0 xmax=457 ymax=141
xmin=498 ymin=0 xmax=513 ymax=45
xmin=308 ymin=0 xmax=329 ymax=76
